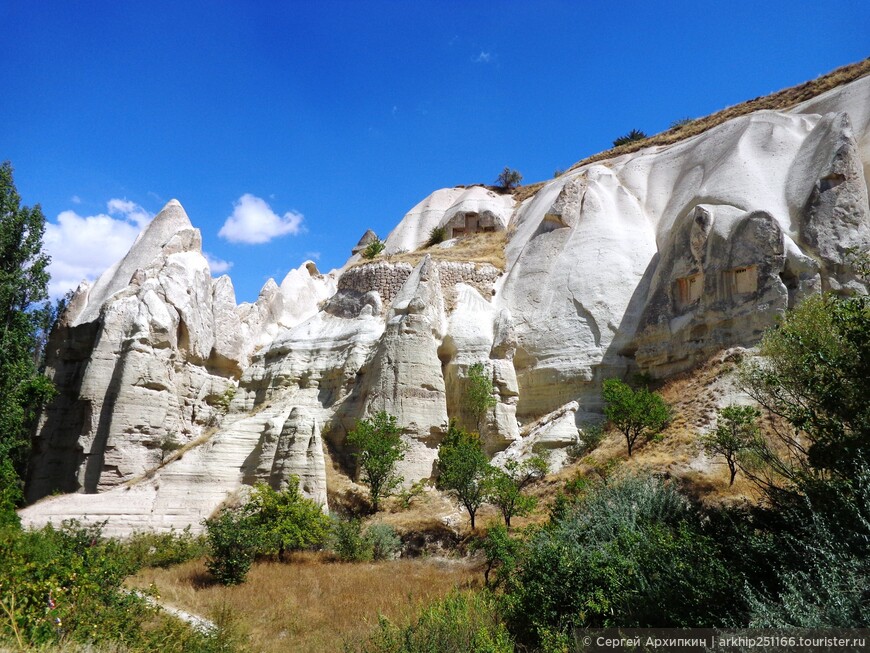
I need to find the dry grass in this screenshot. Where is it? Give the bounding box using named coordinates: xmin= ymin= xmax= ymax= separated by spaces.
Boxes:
xmin=513 ymin=57 xmax=870 ymax=203
xmin=352 ymin=230 xmax=507 ymax=271
xmin=127 ymin=554 xmax=479 ymax=653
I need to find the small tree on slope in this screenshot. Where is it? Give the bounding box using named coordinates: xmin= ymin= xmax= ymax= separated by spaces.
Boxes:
xmin=347 ymin=411 xmax=408 ymax=512
xmin=602 ymin=378 xmax=671 ymax=457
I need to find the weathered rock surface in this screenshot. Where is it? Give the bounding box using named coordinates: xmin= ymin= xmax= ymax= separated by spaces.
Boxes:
xmin=21 ymin=73 xmax=870 ymax=535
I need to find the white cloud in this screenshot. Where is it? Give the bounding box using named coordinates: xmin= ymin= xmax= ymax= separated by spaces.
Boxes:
xmin=204 ymin=252 xmax=233 ymax=275
xmin=218 ymin=194 xmax=304 ymax=244
xmin=304 ymin=251 xmax=321 ymax=261
xmin=71 ymin=195 xmax=81 ymax=204
xmin=107 ymin=198 xmax=152 ymax=227
xmin=44 ymin=199 xmax=154 ymax=298
xmin=473 ymin=51 xmax=493 ymax=63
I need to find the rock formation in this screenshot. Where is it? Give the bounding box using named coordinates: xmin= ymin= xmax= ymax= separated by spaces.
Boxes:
xmin=20 ymin=72 xmax=870 ymax=535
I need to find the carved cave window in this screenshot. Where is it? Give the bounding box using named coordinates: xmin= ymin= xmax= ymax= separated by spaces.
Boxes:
xmin=675 ymin=273 xmax=703 ymax=309
xmin=729 ymin=265 xmax=758 ymax=295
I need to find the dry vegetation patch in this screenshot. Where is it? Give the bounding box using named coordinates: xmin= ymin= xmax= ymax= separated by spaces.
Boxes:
xmin=513 ymin=57 xmax=870 ymax=203
xmin=127 ymin=554 xmax=479 ymax=653
xmin=352 ymin=230 xmax=507 ymax=271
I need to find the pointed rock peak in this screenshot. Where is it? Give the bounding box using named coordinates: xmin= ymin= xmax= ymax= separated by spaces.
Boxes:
xmin=147 ymin=199 xmax=193 ymax=234
xmin=72 ymin=198 xmax=201 ymax=325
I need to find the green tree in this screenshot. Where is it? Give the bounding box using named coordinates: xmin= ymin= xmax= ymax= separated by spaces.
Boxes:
xmin=484 ymin=456 xmax=548 ymax=528
xmin=243 ymin=478 xmax=330 ymax=559
xmin=602 ymin=378 xmax=670 ymax=457
xmin=702 ymin=405 xmax=760 ymax=485
xmin=741 ymin=292 xmax=870 ymax=488
xmin=347 ymin=411 xmax=408 ymax=512
xmin=470 ymin=523 xmax=520 ymax=588
xmin=436 ymin=423 xmax=490 ymax=530
xmin=495 ymin=167 xmax=523 ymax=191
xmin=0 ymin=161 xmax=54 ymax=498
xmin=203 ymin=506 xmax=257 ymax=585
xmin=464 ymin=362 xmax=497 ymax=434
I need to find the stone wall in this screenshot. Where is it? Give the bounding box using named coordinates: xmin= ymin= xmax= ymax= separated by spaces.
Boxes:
xmin=339 ymin=260 xmax=501 ymax=309
xmin=338 ymin=262 xmax=414 ymax=306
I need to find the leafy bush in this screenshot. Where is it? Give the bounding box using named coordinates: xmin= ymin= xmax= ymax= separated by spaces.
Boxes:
xmin=203 ymin=507 xmax=257 ymax=585
xmin=124 ymin=526 xmax=208 ymax=568
xmin=746 ymin=476 xmax=870 ymax=627
xmin=425 ymin=226 xmax=447 ymax=247
xmin=330 ymin=518 xmax=402 ymax=562
xmin=463 ymin=362 xmax=497 ymax=434
xmin=612 ymin=129 xmax=647 ymax=147
xmin=366 ymin=523 xmax=402 ymax=560
xmin=503 ymin=474 xmax=737 ymax=645
xmin=495 ymin=167 xmax=522 ymax=191
xmin=362 ymin=239 xmax=386 ymax=259
xmin=470 ymin=524 xmax=519 ymax=588
xmin=351 ymin=591 xmax=513 ymax=653
xmin=483 ymin=456 xmax=547 ymax=528
xmin=330 ymin=516 xmax=372 ymax=562
xmin=396 ymin=480 xmax=426 ymax=510
xmin=243 ymin=479 xmax=331 ymax=558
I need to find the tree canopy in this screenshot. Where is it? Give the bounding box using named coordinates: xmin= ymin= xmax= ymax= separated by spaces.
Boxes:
xmin=436 ymin=423 xmax=490 ymax=529
xmin=602 ymin=378 xmax=670 ymax=457
xmin=0 ymin=161 xmax=54 ymax=512
xmin=347 ymin=411 xmax=408 ymax=512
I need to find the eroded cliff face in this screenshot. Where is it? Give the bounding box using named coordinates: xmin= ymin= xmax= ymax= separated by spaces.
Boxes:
xmin=21 ymin=74 xmax=870 ymax=535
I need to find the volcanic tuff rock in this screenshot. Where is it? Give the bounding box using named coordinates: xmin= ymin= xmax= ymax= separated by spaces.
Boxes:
xmin=21 ymin=73 xmax=870 ymax=535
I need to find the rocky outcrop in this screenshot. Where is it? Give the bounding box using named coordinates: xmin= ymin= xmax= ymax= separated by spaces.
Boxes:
xmin=20 ymin=73 xmax=870 ymax=535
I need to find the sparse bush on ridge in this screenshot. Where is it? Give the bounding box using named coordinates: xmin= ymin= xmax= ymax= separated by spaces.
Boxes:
xmin=611 ymin=128 xmax=647 ymax=147
xmin=425 ymin=225 xmax=447 ymax=247
xmin=362 ymin=239 xmax=386 ymax=259
xmin=495 ymin=167 xmax=522 ymax=191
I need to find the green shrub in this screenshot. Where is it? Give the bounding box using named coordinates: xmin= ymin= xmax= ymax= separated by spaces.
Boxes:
xmin=243 ymin=479 xmax=331 ymax=558
xmin=366 ymin=523 xmax=402 ymax=560
xmin=483 ymin=456 xmax=547 ymax=528
xmin=124 ymin=526 xmax=208 ymax=568
xmin=351 ymin=591 xmax=513 ymax=653
xmin=362 ymin=239 xmax=386 ymax=259
xmin=396 ymin=480 xmax=426 ymax=510
xmin=436 ymin=423 xmax=490 ymax=529
xmin=470 ymin=524 xmax=520 ymax=588
xmin=203 ymin=507 xmax=257 ymax=585
xmin=425 ymin=226 xmax=447 ymax=247
xmin=0 ymin=519 xmax=150 ymax=648
xmin=331 ymin=516 xmax=373 ymax=562
xmin=612 ymin=129 xmax=647 ymax=147
xmin=503 ymin=474 xmax=737 ymax=645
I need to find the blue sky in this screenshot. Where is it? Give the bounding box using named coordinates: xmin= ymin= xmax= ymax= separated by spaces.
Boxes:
xmin=2 ymin=1 xmax=868 ymax=302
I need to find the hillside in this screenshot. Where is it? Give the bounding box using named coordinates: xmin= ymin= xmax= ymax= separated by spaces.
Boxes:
xmin=20 ymin=62 xmax=870 ymax=537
